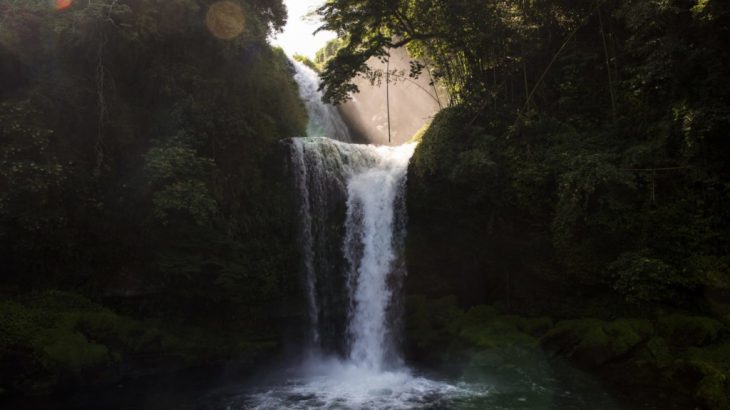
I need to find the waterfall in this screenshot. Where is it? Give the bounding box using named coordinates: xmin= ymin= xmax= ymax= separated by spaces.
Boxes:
xmin=291 ymin=59 xmax=352 ymax=142
xmin=233 ymin=54 xmax=615 ymax=410
xmin=289 ymin=138 xmax=415 ymax=369
xmin=344 ymin=145 xmax=411 ymax=370
xmin=251 ymin=57 xmax=474 ymax=409
xmin=289 ymin=56 xmax=413 ymax=368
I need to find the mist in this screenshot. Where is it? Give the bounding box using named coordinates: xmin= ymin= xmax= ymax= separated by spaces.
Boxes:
xmin=339 ymin=48 xmax=444 ymax=146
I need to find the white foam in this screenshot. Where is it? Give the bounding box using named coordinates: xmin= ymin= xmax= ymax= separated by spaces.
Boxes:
xmin=243 ymin=356 xmax=485 ymax=410
xmin=345 ymin=144 xmax=415 ymax=370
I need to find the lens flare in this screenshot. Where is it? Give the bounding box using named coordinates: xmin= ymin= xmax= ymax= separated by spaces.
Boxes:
xmin=52 ymin=0 xmax=73 ymax=11
xmin=206 ymin=1 xmax=245 ymax=40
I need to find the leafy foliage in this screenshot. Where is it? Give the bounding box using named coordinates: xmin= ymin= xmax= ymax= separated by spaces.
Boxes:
xmin=144 ymin=137 xmax=218 ymax=225
xmin=320 ymin=2 xmax=730 ymax=407
xmin=0 ymin=290 xmax=277 ymax=395
xmin=397 ymin=0 xmax=730 ymax=309
xmin=609 ymin=252 xmax=693 ymax=304
xmin=0 ymin=0 xmax=305 ymax=347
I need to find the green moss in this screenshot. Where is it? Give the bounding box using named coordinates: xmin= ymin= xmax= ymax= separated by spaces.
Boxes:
xmin=405 ymin=295 xmax=463 ymax=352
xmin=408 ymin=122 xmax=431 ymax=144
xmin=410 ymin=108 xmax=471 ymax=180
xmin=638 ymin=337 xmax=675 ymax=368
xmin=460 ymin=305 xmax=497 ymax=323
xmin=1 ymin=290 xmax=275 ymax=395
xmin=404 ymin=298 xmax=552 ymax=365
xmin=515 ymin=316 xmax=554 ymax=337
xmin=688 ymin=343 xmax=730 ymax=369
xmin=39 ymin=331 xmax=110 ymax=375
xmin=457 ymin=323 xmax=536 ymax=350
xmin=292 ymin=53 xmax=320 ymax=72
xmin=0 ymin=300 xmax=35 ymax=350
xmin=542 ymin=318 xmax=653 ymax=368
xmin=1 ymin=297 xmax=114 ymax=394
xmin=658 ymin=314 xmax=725 ymax=347
xmin=706 ymin=297 xmax=730 ymax=325
xmin=542 ymin=319 xmax=602 ymax=350
xmin=74 ymin=311 xmax=186 ymax=356
xmin=606 ymin=319 xmax=653 ymax=351
xmin=24 ymin=290 xmax=103 ymax=312
xmin=684 ymin=361 xmax=730 ymax=410
xmin=456 ymin=309 xmax=539 ymax=350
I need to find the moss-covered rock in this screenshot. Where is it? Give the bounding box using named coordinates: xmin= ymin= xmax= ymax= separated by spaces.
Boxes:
xmin=0 ymin=291 xmax=278 ymax=396
xmin=657 ymin=314 xmax=725 ymax=348
xmin=0 ymin=296 xmax=125 ymax=394
xmin=541 ymin=318 xmax=653 ymax=368
xmin=404 ymin=297 xmax=730 ymax=409
xmin=537 ymin=313 xmax=730 ymax=409
xmin=693 ymin=362 xmax=729 ymax=410
xmin=513 ymin=316 xmax=554 ymax=337
xmin=39 ymin=330 xmax=111 ymax=376
xmin=73 ymin=311 xmax=187 ymax=358
xmin=24 ymin=290 xmax=104 ymax=313
xmin=455 ymin=308 xmax=540 ymax=350
xmin=636 ymin=337 xmax=675 ymax=369
xmin=688 ymin=343 xmax=730 ymax=370
xmin=404 ymin=297 xmax=553 ymax=366
xmin=0 ymin=300 xmax=34 ymax=351
xmin=404 ymin=295 xmax=463 ymax=359
xmin=670 ymin=360 xmax=730 ymax=410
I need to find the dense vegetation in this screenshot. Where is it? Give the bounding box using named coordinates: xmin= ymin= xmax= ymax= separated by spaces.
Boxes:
xmin=0 ymin=0 xmax=306 ymax=396
xmin=317 ymin=0 xmax=730 ymax=407
xmin=2 ymin=0 xmax=729 ymax=407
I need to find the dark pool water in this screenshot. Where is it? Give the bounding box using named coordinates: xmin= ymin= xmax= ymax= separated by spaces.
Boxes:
xmin=3 ymin=349 xmax=680 ymax=410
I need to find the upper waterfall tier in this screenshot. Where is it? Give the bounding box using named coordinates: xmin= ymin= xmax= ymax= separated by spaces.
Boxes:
xmin=291 ymin=60 xmax=353 ymax=142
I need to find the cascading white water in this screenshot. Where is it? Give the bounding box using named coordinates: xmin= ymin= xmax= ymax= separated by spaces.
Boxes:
xmin=290 ymin=137 xmax=414 ymax=368
xmin=289 ymin=57 xmax=355 ymax=347
xmin=289 ymin=140 xmax=320 ymax=345
xmin=186 ymin=55 xmax=623 ymax=410
xmin=344 ymin=143 xmax=413 ymax=370
xmin=291 ymin=59 xmax=353 ymax=142
xmin=252 ymin=135 xmax=618 ymax=410
xmin=260 ymin=137 xmax=480 ymax=410
xmin=244 ymin=58 xmax=479 ymax=409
